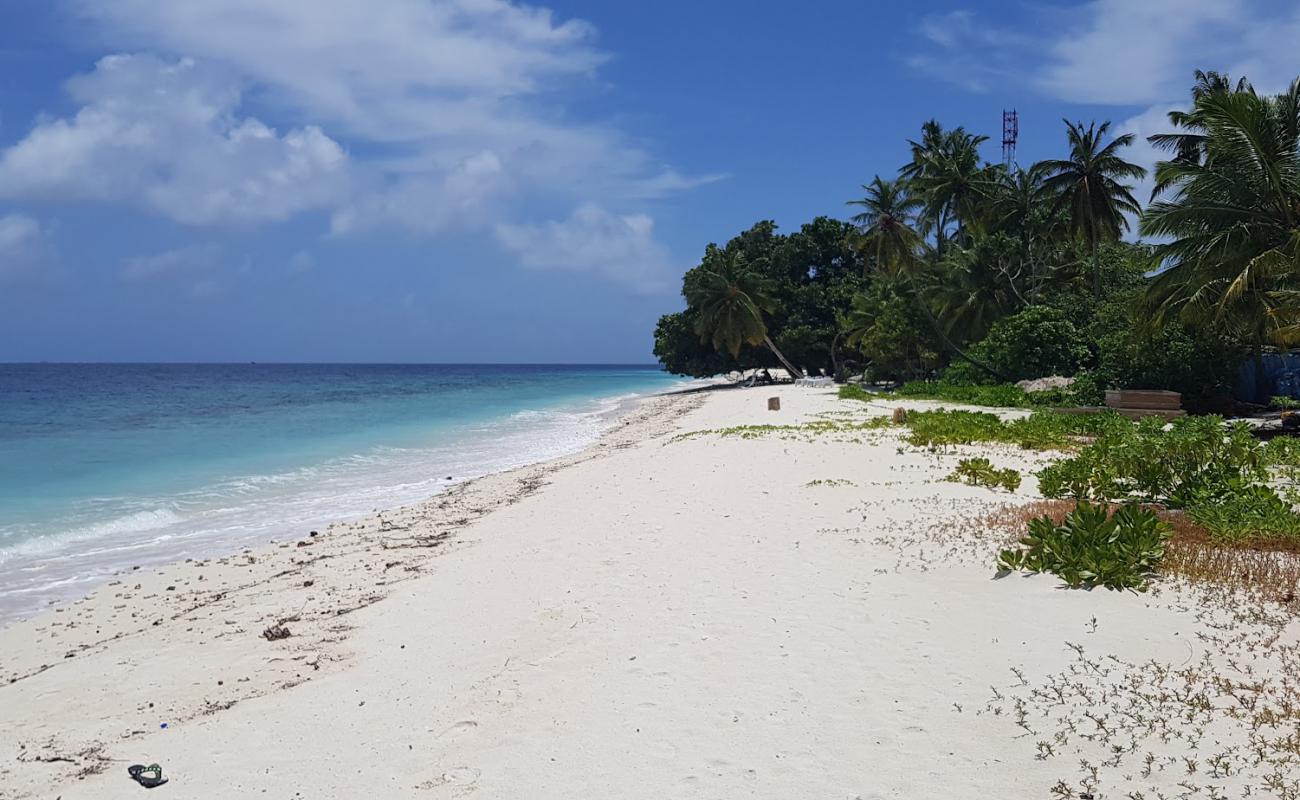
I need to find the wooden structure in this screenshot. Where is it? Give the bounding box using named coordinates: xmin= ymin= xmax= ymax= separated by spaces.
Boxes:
xmin=1103 ymin=389 xmax=1185 ymax=421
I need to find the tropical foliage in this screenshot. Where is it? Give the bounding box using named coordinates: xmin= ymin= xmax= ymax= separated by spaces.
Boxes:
xmin=998 ymin=503 xmax=1172 ymax=591
xmin=655 ymin=71 xmax=1300 ymax=408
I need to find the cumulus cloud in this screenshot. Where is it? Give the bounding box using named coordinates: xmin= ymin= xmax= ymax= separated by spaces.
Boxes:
xmin=495 ymin=204 xmax=674 ymax=292
xmin=0 ymin=55 xmax=350 ymax=226
xmin=1037 ymin=0 xmax=1245 ymax=105
xmin=0 ymin=1 xmax=711 ymax=284
xmin=29 ymin=0 xmax=712 ymax=236
xmin=0 ymin=213 xmax=49 ymax=280
xmin=910 ymin=1 xmax=1296 ymax=106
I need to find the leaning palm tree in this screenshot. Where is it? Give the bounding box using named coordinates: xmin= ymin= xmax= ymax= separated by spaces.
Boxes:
xmin=845 ymin=176 xmax=1005 ymax=380
xmin=684 ymin=253 xmax=805 ymax=379
xmin=1040 ymin=120 xmax=1147 ymax=296
xmin=1142 ymin=77 xmax=1300 ymax=357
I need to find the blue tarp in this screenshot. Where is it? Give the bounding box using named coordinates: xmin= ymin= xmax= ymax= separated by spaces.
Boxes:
xmin=1237 ymin=354 xmax=1300 ymax=403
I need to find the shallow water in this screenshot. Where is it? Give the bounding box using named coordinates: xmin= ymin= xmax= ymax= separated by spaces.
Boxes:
xmin=0 ymin=363 xmax=686 ymax=621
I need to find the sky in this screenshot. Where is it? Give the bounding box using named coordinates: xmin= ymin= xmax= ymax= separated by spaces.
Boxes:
xmin=0 ymin=0 xmax=1297 ymax=363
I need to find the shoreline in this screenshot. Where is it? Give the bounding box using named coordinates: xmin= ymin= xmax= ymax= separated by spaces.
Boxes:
xmin=4 ymin=385 xmax=1298 ymax=798
xmin=0 ymin=385 xmax=696 ymax=629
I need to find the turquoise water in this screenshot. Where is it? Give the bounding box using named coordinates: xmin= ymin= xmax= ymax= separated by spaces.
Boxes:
xmin=0 ymin=364 xmax=687 ymax=622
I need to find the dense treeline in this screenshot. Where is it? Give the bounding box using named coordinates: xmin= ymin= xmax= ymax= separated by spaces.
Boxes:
xmin=654 ymin=71 xmax=1300 ymax=408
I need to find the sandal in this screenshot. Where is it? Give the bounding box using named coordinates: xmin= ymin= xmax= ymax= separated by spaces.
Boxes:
xmin=127 ymin=763 xmax=168 ymax=789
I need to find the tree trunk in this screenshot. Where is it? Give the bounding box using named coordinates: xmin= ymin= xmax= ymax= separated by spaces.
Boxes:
xmin=763 ymin=334 xmax=805 ymax=379
xmin=906 ymin=273 xmax=1007 ymax=383
xmin=1091 ymin=242 xmax=1101 ymax=298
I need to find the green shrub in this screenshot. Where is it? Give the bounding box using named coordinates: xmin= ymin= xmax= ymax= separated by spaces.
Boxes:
xmin=1036 ymin=415 xmax=1264 ymax=508
xmin=944 ymin=306 xmax=1090 ymax=386
xmin=1271 ymin=395 xmax=1300 ymax=410
xmin=947 ymin=457 xmax=1021 ymax=492
xmin=904 ymin=408 xmax=1127 ymax=451
xmin=1187 ymin=485 xmax=1300 ymax=543
xmin=998 ymin=502 xmax=1172 ymax=591
xmin=892 ymin=379 xmax=1096 ymax=410
xmin=837 ymin=383 xmax=872 ymax=401
xmin=896 ymin=380 xmax=1036 ymax=408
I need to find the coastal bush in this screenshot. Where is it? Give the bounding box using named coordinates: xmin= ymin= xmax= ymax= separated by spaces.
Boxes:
xmin=997 ymin=502 xmax=1171 ymax=591
xmin=837 ymin=383 xmax=872 ymax=402
xmin=904 ymin=409 xmax=1126 ymax=451
xmin=1186 ymin=485 xmax=1300 ymax=544
xmin=1035 ymin=416 xmax=1264 ymax=508
xmin=895 ymin=380 xmax=1039 ymax=408
xmin=943 ymin=306 xmax=1090 ymax=386
xmin=947 ymin=457 xmax=1021 ymax=492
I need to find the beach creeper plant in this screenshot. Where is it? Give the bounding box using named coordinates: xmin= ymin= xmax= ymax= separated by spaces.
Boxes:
xmin=998 ymin=502 xmax=1172 ymax=591
xmin=947 ymin=457 xmax=1021 ymax=492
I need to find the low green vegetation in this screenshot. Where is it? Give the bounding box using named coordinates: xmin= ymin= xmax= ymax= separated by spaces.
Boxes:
xmin=1036 ymin=416 xmax=1263 ymax=508
xmin=895 ymin=380 xmax=1061 ymax=409
xmin=998 ymin=502 xmax=1172 ymax=591
xmin=903 ymin=408 xmax=1124 ymax=451
xmin=1035 ymin=414 xmax=1300 ymax=547
xmin=946 ymin=457 xmax=1021 ymax=492
xmin=805 ymin=478 xmax=856 ymax=487
xmin=670 ymin=417 xmax=892 ymax=443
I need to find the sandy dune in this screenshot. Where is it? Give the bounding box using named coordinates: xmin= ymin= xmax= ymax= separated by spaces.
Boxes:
xmin=3 ymin=386 xmax=1297 ymax=798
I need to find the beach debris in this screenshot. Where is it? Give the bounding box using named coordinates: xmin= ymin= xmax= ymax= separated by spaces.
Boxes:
xmin=127 ymin=763 xmax=168 ymax=789
xmin=767 ymin=397 xmax=780 ymax=411
xmin=261 ymin=624 xmax=292 ymax=641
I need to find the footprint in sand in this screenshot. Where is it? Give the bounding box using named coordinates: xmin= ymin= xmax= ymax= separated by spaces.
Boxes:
xmin=442 ymin=766 xmax=480 ymax=785
xmin=439 ymin=720 xmax=479 ymax=739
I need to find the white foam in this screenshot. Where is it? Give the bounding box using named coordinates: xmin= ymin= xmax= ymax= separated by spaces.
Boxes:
xmin=0 ymin=383 xmax=675 ymax=623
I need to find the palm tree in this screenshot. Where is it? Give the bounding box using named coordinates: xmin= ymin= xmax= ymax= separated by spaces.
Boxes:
xmin=845 ymin=176 xmax=1005 ymax=380
xmin=1040 ymin=120 xmax=1147 ymax=296
xmin=1142 ymin=77 xmax=1300 ymax=358
xmin=684 ymin=252 xmax=805 ymax=378
xmin=1148 ymin=70 xmax=1255 ymax=195
xmin=846 ymin=176 xmax=925 ymax=273
xmin=900 ymin=121 xmax=997 ymax=253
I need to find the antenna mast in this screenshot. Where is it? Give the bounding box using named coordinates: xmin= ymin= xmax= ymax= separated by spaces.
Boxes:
xmin=1002 ymin=109 xmax=1019 ymax=166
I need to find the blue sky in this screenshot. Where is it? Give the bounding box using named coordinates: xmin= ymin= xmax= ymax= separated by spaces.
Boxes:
xmin=1 ymin=0 xmax=1296 ymax=363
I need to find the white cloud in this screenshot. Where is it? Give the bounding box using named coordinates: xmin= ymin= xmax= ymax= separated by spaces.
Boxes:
xmin=0 ymin=213 xmax=48 ymax=279
xmin=0 ymin=55 xmax=350 ymax=226
xmin=121 ymin=242 xmax=222 ymax=281
xmin=495 ymin=204 xmax=674 ymax=292
xmin=29 ymin=0 xmax=710 ymax=237
xmin=911 ymin=1 xmax=1298 ymax=107
xmin=1037 ymin=0 xmax=1245 ymax=105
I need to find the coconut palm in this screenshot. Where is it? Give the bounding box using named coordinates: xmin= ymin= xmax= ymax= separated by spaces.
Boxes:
xmin=1148 ymin=70 xmax=1255 ymax=196
xmin=1142 ymin=77 xmax=1300 ymax=352
xmin=684 ymin=252 xmax=805 ymax=379
xmin=900 ymin=121 xmax=997 ymax=253
xmin=845 ymin=176 xmax=1005 ymax=380
xmin=1040 ymin=120 xmax=1147 ymax=296
xmin=846 ymin=176 xmax=925 ymax=275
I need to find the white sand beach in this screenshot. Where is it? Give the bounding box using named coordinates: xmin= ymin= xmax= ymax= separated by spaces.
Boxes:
xmin=3 ymin=386 xmax=1298 ymax=799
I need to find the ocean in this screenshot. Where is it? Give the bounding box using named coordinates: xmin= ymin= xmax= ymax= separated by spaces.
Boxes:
xmin=0 ymin=364 xmax=689 ymax=623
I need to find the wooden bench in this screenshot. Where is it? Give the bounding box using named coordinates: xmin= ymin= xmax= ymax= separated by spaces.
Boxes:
xmin=1104 ymin=389 xmax=1186 ymax=420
